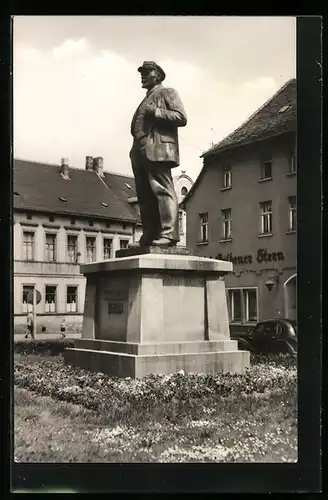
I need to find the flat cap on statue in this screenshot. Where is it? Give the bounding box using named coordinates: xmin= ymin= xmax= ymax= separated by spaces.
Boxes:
xmin=137 ymin=61 xmax=166 ymax=82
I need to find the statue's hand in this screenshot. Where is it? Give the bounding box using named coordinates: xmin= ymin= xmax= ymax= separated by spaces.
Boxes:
xmin=144 ymin=103 xmax=156 ymax=115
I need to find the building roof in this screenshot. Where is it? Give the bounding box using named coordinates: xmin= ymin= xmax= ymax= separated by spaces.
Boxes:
xmin=13 ymin=159 xmax=140 ymax=222
xmin=202 ymin=78 xmax=296 ymax=159
xmin=182 ymin=79 xmax=296 ymax=207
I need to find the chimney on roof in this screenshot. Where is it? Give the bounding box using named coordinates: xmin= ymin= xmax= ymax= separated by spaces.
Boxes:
xmin=60 ymin=158 xmax=70 ymax=179
xmin=93 ymin=156 xmax=104 ymax=177
xmin=85 ymin=156 xmax=93 ymax=171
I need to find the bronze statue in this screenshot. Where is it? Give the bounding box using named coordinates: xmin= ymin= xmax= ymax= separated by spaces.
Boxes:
xmin=129 ymin=61 xmax=187 ymax=247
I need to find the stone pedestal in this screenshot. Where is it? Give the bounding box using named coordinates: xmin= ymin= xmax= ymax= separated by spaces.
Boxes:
xmin=64 ymin=247 xmax=250 ymax=378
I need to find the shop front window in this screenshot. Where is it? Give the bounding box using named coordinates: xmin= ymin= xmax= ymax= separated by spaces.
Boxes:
xmin=228 ymin=289 xmax=242 ymax=322
xmin=227 ymin=288 xmax=258 ymax=323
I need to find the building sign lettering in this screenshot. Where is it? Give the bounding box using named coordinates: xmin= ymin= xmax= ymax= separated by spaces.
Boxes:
xmin=216 ymin=253 xmax=252 ymax=265
xmin=214 ymin=248 xmax=285 ymax=265
xmin=104 ymin=289 xmax=128 ymax=300
xmin=256 ymin=248 xmax=285 ymax=263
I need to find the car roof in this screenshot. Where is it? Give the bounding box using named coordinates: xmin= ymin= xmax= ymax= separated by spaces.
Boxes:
xmin=257 ymin=319 xmax=294 ymax=325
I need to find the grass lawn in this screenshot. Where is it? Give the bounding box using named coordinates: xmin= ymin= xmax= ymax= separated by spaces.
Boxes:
xmin=14 ymin=353 xmax=298 ymax=463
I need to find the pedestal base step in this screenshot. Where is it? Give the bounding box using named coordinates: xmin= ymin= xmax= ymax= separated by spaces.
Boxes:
xmin=74 ymin=338 xmax=238 ymax=355
xmin=64 ymin=343 xmax=250 ymax=378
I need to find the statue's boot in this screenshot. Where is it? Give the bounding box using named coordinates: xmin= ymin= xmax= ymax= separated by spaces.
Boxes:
xmin=128 ymin=236 xmax=152 ymax=249
xmin=151 ymin=237 xmax=177 ymax=247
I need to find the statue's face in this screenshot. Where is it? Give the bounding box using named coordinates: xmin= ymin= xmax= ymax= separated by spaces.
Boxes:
xmin=140 ymin=68 xmax=161 ymax=89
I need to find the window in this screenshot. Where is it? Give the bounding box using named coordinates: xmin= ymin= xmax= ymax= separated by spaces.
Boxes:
xmin=59 ymin=196 xmax=67 ymax=202
xmin=288 ymin=148 xmax=296 ymax=173
xmin=86 ymin=236 xmax=96 ymax=262
xmin=101 ymin=201 xmax=109 ymax=207
xmin=26 ymin=214 xmax=32 ymax=220
xmin=288 ymin=196 xmax=297 ymax=231
xmin=70 ymin=219 xmax=76 ymax=225
xmin=49 ymin=216 xmax=55 ymax=222
xmin=179 ymin=211 xmax=184 ymax=235
xmin=88 ymin=221 xmax=94 ymax=227
xmin=260 ymin=154 xmax=272 ymax=180
xmin=181 ymin=186 xmax=188 ymax=197
xmin=22 ymin=231 xmax=34 ymax=261
xmin=223 ymin=167 xmax=232 ymax=188
xmin=45 ymin=285 xmax=57 ymax=312
xmin=103 ymin=238 xmax=112 ymax=259
xmin=244 ymin=289 xmax=257 ymax=322
xmin=122 ymin=223 xmax=127 ymax=230
xmin=105 ymin=222 xmax=111 ymax=228
xmin=199 ymin=213 xmax=208 ymax=242
xmin=222 ymin=208 xmax=232 ymax=239
xmin=227 ymin=288 xmax=258 ymax=323
xmin=67 ymin=286 xmax=77 ymax=313
xmin=67 ymin=235 xmax=78 ymax=263
xmin=45 ymin=233 xmax=56 ymax=262
xmin=260 ymin=201 xmax=272 ymax=234
xmin=228 ymin=289 xmax=242 ymax=322
xmin=120 ymin=239 xmax=129 ymax=249
xmin=22 ymin=285 xmax=34 ymax=313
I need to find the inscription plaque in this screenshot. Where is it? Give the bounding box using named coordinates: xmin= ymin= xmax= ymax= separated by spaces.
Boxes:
xmin=108 ymin=302 xmax=124 ymax=314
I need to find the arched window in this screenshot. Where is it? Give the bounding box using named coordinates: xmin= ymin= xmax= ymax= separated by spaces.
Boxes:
xmin=181 ymin=186 xmax=188 ymax=197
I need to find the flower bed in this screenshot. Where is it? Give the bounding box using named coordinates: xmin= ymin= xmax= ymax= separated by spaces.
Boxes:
xmin=14 ymin=354 xmax=297 ymax=462
xmin=14 ymin=353 xmax=297 ymax=424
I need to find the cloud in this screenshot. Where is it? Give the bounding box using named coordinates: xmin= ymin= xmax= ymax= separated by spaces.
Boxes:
xmin=14 ymin=39 xmax=284 ymax=182
xmin=52 ymin=38 xmax=90 ymax=60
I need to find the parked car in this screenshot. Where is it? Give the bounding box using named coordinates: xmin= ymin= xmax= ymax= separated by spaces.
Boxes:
xmin=231 ymin=319 xmax=297 ymax=355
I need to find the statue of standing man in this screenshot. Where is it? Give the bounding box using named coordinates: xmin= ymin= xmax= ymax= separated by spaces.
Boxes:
xmin=129 ymin=61 xmax=187 ymax=247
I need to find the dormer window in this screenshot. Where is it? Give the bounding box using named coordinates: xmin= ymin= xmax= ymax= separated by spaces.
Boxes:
xmin=101 ymin=202 xmax=109 ymax=207
xmin=125 ymin=183 xmax=132 ymax=189
xmin=278 ymin=105 xmax=291 ymax=114
xmin=14 ymin=191 xmax=20 ymax=197
xmin=181 ymin=186 xmax=188 ymax=197
xmin=59 ymin=196 xmax=67 ymax=202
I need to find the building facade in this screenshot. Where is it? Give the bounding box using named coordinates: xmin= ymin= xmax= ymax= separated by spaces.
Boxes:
xmin=13 ymin=157 xmax=193 ymax=334
xmin=174 ymin=170 xmax=194 ymax=246
xmin=13 ymin=156 xmax=142 ymax=334
xmin=183 ymin=79 xmax=296 ymax=334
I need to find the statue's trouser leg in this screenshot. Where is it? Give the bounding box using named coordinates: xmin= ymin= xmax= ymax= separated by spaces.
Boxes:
xmin=147 ymin=162 xmax=179 ymax=242
xmin=131 ymin=148 xmax=179 ymax=243
xmin=131 ymin=149 xmax=161 ymax=244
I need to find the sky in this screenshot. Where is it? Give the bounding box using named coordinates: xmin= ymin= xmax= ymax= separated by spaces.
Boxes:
xmin=13 ymin=16 xmax=296 ymax=182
